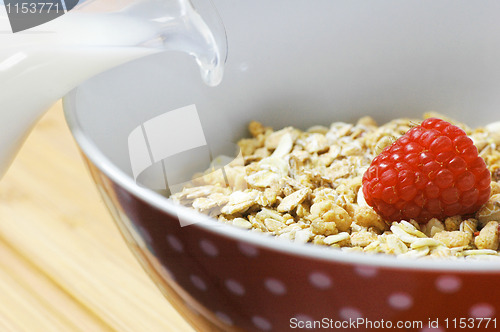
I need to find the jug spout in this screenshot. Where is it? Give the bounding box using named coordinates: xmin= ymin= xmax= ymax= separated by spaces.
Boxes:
xmin=64 ymin=0 xmax=227 ymax=86
xmin=0 ymin=0 xmax=227 ymax=179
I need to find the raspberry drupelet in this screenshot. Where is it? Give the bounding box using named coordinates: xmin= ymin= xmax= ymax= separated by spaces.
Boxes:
xmin=362 ymin=118 xmax=491 ymax=223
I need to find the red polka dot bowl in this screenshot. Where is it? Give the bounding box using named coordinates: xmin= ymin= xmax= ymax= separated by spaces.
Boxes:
xmin=64 ymin=1 xmax=500 ymax=331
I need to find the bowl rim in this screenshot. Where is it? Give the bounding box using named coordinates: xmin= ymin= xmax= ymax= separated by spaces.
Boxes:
xmin=63 ymin=90 xmax=500 ymax=273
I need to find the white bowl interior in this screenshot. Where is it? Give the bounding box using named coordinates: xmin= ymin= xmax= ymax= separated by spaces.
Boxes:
xmin=64 ymin=0 xmax=500 ymax=269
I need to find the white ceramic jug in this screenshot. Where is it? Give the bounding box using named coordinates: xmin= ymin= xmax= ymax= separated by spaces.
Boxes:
xmin=0 ymin=0 xmax=226 ymax=178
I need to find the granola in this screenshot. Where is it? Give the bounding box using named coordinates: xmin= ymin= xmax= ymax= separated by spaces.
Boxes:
xmin=171 ymin=113 xmax=500 ymax=259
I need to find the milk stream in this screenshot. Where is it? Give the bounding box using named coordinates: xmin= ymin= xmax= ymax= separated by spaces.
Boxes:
xmin=0 ymin=0 xmax=225 ymax=178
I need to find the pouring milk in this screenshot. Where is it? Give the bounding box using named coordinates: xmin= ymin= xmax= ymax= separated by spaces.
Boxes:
xmin=0 ymin=0 xmax=226 ymax=178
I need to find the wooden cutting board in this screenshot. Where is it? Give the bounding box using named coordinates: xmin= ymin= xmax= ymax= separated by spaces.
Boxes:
xmin=0 ymin=101 xmax=195 ymax=332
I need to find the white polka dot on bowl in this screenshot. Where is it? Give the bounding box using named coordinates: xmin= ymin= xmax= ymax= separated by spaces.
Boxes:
xmin=469 ymin=303 xmax=495 ymax=318
xmin=293 ymin=314 xmax=315 ymax=329
xmin=388 ymin=292 xmax=413 ymax=310
xmin=225 ymin=279 xmax=245 ymax=296
xmin=252 ymin=316 xmax=272 ymax=331
xmin=264 ymin=278 xmax=287 ymax=296
xmin=166 ymin=234 xmax=184 ymax=252
xmin=339 ymin=307 xmax=363 ymax=320
xmin=237 ymin=242 xmax=259 ymax=257
xmin=354 ymin=265 xmax=379 ymax=278
xmin=190 ymin=274 xmax=207 ymax=291
xmin=215 ymin=311 xmax=233 ymax=326
xmin=199 ymin=239 xmax=219 ymax=257
xmin=309 ymin=272 xmax=332 ymax=289
xmin=435 ymin=275 xmax=462 ymax=293
xmin=134 ymin=225 xmax=153 ymax=245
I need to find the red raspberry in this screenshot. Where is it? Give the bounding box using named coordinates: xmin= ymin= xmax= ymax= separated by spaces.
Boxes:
xmin=362 ymin=118 xmax=491 ymax=223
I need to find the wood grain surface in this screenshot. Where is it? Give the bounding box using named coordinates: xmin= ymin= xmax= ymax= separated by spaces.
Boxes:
xmin=0 ymin=101 xmax=195 ymax=332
